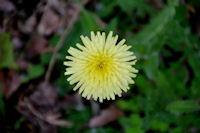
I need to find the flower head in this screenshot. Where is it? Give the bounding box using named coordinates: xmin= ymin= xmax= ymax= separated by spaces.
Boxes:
xmin=64 ymin=31 xmax=138 ymax=102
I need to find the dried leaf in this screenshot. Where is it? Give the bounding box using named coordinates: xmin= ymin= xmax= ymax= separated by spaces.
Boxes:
xmin=0 ymin=69 xmax=21 ymax=98
xmin=0 ymin=0 xmax=16 ymax=14
xmin=16 ymin=58 xmax=30 ymax=70
xmin=88 ymin=105 xmax=124 ymax=127
xmin=37 ymin=8 xmax=60 ymax=36
xmin=26 ymin=35 xmax=52 ymax=58
xmin=17 ymin=82 xmax=73 ymax=132
xmin=58 ymin=93 xmax=84 ymax=110
xmin=45 ymin=112 xmax=73 ymax=127
xmin=12 ymin=36 xmax=24 ymax=50
xmin=18 ymin=14 xmax=37 ymax=34
xmin=29 ymin=82 xmax=58 ymax=107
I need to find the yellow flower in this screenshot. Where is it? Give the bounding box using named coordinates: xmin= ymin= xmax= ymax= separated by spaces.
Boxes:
xmin=64 ymin=31 xmax=138 ymax=102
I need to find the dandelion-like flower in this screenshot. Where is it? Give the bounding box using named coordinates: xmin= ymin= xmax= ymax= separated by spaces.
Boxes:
xmin=64 ymin=31 xmax=138 ymax=102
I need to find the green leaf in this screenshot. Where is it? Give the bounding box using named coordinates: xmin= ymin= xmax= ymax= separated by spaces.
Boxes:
xmin=117 ymin=0 xmax=135 ymax=14
xmin=22 ymin=64 xmax=44 ymax=83
xmin=81 ymin=9 xmax=99 ymax=33
xmin=167 ymin=100 xmax=200 ymax=115
xmin=168 ymin=0 xmax=179 ymax=6
xmin=0 ymin=33 xmax=18 ymax=69
xmin=127 ymin=5 xmax=175 ymax=59
xmin=0 ymin=92 xmax=5 ymax=116
xmin=135 ymin=74 xmax=154 ymax=96
xmin=49 ymin=34 xmax=60 ymax=47
xmin=190 ymin=78 xmax=200 ymax=99
xmin=132 ymin=5 xmax=175 ymax=44
xmin=150 ymin=119 xmax=169 ymax=132
xmin=60 ymin=107 xmax=91 ymax=133
xmin=116 ymin=99 xmax=139 ymax=112
xmin=187 ymin=51 xmax=200 ymax=79
xmin=98 ymin=1 xmax=117 ymax=18
xmin=62 ymin=21 xmax=83 ymax=53
xmin=143 ymin=52 xmax=159 ymax=80
xmin=14 ymin=117 xmax=25 ymax=130
xmin=171 ymin=127 xmax=183 ymax=133
xmin=184 ymin=37 xmax=200 ymax=79
xmin=174 ymin=6 xmax=187 ymax=22
xmin=165 ymin=21 xmax=185 ymax=51
xmin=40 ymin=53 xmax=52 ymax=65
xmin=117 ymin=0 xmax=156 ymax=18
xmin=84 ymin=127 xmax=121 ymax=133
xmin=130 ymin=114 xmax=142 ymax=127
xmin=126 ymin=127 xmax=144 ymax=133
xmin=56 ymin=72 xmax=72 ymax=96
xmin=119 ymin=114 xmax=144 ymax=133
xmin=105 ymin=17 xmax=118 ymax=32
xmin=153 ymin=71 xmax=176 ymax=105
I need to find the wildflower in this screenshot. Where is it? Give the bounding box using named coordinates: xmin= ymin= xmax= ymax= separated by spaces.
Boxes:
xmin=64 ymin=31 xmax=138 ymax=102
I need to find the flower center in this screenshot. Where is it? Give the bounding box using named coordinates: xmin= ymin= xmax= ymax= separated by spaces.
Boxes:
xmin=96 ymin=60 xmax=106 ymax=70
xmin=86 ymin=53 xmax=115 ymax=80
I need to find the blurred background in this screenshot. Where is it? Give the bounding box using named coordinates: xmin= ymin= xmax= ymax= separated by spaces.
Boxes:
xmin=0 ymin=0 xmax=200 ymax=132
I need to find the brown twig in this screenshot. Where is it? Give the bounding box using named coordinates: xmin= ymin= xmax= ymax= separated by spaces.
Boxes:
xmin=44 ymin=2 xmax=81 ymax=82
